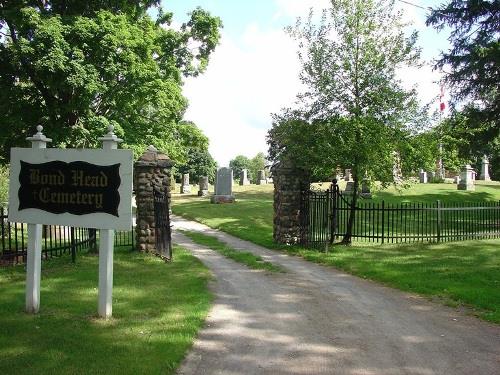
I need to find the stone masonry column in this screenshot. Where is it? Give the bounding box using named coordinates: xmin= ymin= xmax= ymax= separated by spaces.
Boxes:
xmin=271 ymin=160 xmax=310 ymax=245
xmin=134 ymin=146 xmax=173 ymax=252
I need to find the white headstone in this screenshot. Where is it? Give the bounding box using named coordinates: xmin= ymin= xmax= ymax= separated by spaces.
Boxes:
xmin=457 ymin=164 xmax=475 ymax=191
xmin=180 ymin=173 xmax=191 ymax=194
xmin=479 ymin=155 xmax=491 ymax=181
xmin=419 ymin=169 xmax=428 ymax=184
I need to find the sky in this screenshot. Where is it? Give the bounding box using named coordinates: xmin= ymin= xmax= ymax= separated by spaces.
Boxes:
xmin=162 ymin=0 xmax=452 ymax=167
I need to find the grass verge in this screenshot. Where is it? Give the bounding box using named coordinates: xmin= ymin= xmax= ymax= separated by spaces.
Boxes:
xmin=180 ymin=230 xmax=283 ymax=273
xmin=0 ymin=245 xmax=212 ymax=375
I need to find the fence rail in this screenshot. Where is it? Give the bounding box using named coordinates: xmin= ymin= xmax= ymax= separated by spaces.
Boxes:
xmin=301 ymin=187 xmax=500 ymax=247
xmin=1 ymin=207 xmax=134 ymax=265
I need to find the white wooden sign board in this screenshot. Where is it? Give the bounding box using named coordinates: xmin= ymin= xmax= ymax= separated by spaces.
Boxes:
xmin=8 ymin=148 xmax=133 ymax=230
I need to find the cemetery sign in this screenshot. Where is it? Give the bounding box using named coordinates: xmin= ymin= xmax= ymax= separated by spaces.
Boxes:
xmin=9 ymin=148 xmax=133 ymax=230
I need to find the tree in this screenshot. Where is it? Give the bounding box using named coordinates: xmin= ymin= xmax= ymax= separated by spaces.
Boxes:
xmin=249 ymin=152 xmax=267 ymax=183
xmin=268 ymin=0 xmax=424 ymax=244
xmin=229 ymin=155 xmax=251 ymax=180
xmin=176 ymin=121 xmax=217 ymax=183
xmin=426 ymin=1 xmax=499 ymax=175
xmin=427 ymin=0 xmax=499 ymax=136
xmin=0 ymin=1 xmax=222 ymax=162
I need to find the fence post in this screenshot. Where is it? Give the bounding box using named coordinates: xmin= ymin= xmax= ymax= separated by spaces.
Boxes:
xmin=25 ymin=125 xmax=52 ymax=313
xmin=381 ymin=200 xmax=385 ymax=244
xmin=97 ymin=125 xmax=122 ymax=319
xmin=329 ymin=180 xmax=337 ymax=245
xmin=70 ymin=227 xmax=76 ymax=263
xmin=437 ymin=200 xmax=442 ymax=243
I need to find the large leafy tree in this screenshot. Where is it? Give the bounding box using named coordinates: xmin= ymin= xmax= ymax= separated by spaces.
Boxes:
xmin=268 ymin=0 xmax=425 ymax=244
xmin=426 ymin=1 xmax=499 ymax=166
xmin=427 ymin=1 xmax=498 ymax=125
xmin=0 ymin=1 xmax=222 ymax=162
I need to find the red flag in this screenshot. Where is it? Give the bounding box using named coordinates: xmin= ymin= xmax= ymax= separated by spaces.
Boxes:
xmin=439 ymin=86 xmax=445 ymax=112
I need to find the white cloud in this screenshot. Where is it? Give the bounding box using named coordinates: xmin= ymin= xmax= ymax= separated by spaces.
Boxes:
xmin=182 ymin=26 xmax=301 ymax=167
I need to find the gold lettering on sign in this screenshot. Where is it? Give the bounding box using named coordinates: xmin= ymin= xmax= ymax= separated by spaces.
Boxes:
xmin=37 ymin=188 xmax=104 ymax=208
xmin=29 ymin=169 xmax=65 ymax=185
xmin=71 ymin=170 xmax=109 ymax=187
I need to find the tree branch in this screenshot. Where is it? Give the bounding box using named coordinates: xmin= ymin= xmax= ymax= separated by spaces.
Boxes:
xmin=5 ymin=19 xmax=59 ymax=124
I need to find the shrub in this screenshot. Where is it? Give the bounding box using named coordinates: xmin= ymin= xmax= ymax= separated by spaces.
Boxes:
xmin=0 ymin=165 xmax=9 ymax=207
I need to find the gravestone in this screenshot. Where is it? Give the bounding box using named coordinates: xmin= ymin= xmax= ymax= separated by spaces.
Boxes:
xmin=198 ymin=176 xmax=209 ymax=196
xmin=479 ymin=155 xmax=491 ymax=181
xmin=344 ymin=169 xmax=352 ymax=182
xmin=360 ymin=178 xmax=372 ymax=198
xmin=454 ymin=175 xmax=460 ymax=184
xmin=457 ymin=164 xmax=475 ymax=191
xmin=211 ymin=167 xmax=235 ymax=203
xmin=344 ymin=181 xmax=354 ymax=194
xmin=239 ymin=169 xmax=250 ymax=185
xmin=428 ymin=171 xmax=436 ymax=182
xmin=419 ymin=169 xmax=428 ymax=184
xmin=256 ymin=170 xmax=267 ymax=185
xmin=180 ymin=173 xmax=191 ymax=194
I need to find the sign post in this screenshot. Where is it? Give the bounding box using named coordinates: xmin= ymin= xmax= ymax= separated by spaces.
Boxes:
xmin=97 ymin=125 xmax=122 ymax=318
xmin=9 ymin=125 xmax=132 ymax=319
xmin=26 ymin=126 xmax=51 ymax=313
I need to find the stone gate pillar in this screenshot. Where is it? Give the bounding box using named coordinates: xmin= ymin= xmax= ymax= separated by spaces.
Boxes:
xmin=271 ymin=160 xmax=309 ymax=245
xmin=134 ymin=146 xmax=173 ymax=252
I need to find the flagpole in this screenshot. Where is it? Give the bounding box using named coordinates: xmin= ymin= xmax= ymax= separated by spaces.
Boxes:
xmin=438 ymin=86 xmax=445 ymax=180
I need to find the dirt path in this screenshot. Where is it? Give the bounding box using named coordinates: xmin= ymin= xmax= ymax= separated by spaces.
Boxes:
xmin=173 ymin=216 xmax=500 ymax=375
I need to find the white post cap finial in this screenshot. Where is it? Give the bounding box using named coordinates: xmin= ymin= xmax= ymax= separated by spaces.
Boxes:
xmin=99 ymin=124 xmax=123 ymax=150
xmin=27 ymin=125 xmax=52 ymax=148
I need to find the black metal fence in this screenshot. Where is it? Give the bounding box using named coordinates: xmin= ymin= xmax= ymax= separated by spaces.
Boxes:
xmin=1 ymin=207 xmax=135 ymax=265
xmin=301 ymin=183 xmax=500 ymax=247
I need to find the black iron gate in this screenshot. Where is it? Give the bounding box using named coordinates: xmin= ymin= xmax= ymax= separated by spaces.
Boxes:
xmin=300 ymin=180 xmax=500 ymax=247
xmin=300 ymin=180 xmax=342 ymax=248
xmin=153 ymin=188 xmax=172 ymax=260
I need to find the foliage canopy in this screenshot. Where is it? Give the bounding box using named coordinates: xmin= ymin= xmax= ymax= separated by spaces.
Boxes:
xmin=426 ymin=0 xmax=499 ymax=178
xmin=0 ymin=0 xmax=222 ymax=163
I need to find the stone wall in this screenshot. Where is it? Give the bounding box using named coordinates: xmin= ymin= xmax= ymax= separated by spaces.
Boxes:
xmin=271 ymin=161 xmax=309 ymax=245
xmin=134 ymin=147 xmax=173 ymax=252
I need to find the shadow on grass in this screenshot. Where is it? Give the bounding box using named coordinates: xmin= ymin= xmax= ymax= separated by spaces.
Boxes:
xmin=0 ymin=246 xmax=212 ymax=375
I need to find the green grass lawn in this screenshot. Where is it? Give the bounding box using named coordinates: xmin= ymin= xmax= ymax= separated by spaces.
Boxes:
xmin=181 ymin=230 xmax=283 ymax=273
xmin=367 ymin=180 xmax=500 ymax=204
xmin=0 ymin=245 xmax=212 ymax=375
xmin=172 ymin=182 xmax=500 ymax=323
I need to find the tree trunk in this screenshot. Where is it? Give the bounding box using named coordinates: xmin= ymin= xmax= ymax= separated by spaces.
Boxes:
xmin=341 ymin=175 xmax=359 ymax=245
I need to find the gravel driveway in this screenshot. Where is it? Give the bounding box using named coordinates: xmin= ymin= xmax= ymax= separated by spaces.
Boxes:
xmin=173 ymin=216 xmax=500 ymax=375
